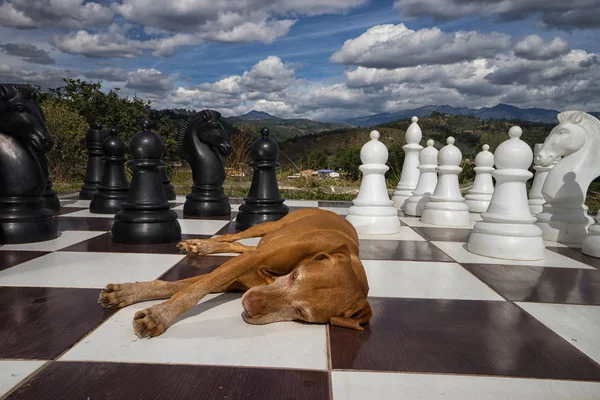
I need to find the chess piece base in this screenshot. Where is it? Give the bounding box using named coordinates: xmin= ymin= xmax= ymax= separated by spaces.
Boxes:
xmin=528 ymin=198 xmax=545 ymax=216
xmin=164 ymin=184 xmax=177 ymax=201
xmin=0 ymin=197 xmax=58 ymax=243
xmin=391 ymin=189 xmax=413 ymax=210
xmin=582 ymin=225 xmax=600 ymax=258
xmin=90 ymin=190 xmax=129 ymax=214
xmin=78 ymin=184 xmax=98 ymax=200
xmin=468 ymin=221 xmax=545 ymax=261
xmin=112 ymin=209 xmax=181 ymax=244
xmin=184 ymin=186 xmax=231 ymax=217
xmin=42 ymin=187 xmax=61 ymax=211
xmin=235 ymin=201 xmax=289 ymax=231
xmin=345 ymin=206 xmax=401 ymax=234
xmin=535 ymin=204 xmax=594 ymax=244
xmin=420 ymin=200 xmax=471 ymax=227
xmin=465 ymin=193 xmax=491 ymax=214
xmin=404 ymin=194 xmax=430 ymax=217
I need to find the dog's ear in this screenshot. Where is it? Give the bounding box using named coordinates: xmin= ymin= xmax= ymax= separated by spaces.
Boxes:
xmin=313 ymin=244 xmax=350 ymax=262
xmin=329 ymin=300 xmax=372 ymax=331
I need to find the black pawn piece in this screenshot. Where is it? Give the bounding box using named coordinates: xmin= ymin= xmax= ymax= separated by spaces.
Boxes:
xmin=79 ymin=123 xmax=110 ymax=199
xmin=159 ymin=153 xmax=176 ymax=201
xmin=236 ymin=128 xmax=289 ymax=231
xmin=90 ymin=129 xmax=130 ymax=214
xmin=111 ymin=119 xmax=181 ymax=244
xmin=33 ymin=150 xmax=60 ymax=211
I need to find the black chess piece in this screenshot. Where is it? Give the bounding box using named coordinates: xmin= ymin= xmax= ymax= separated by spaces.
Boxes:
xmin=236 ymin=128 xmax=289 ymax=231
xmin=178 ymin=110 xmax=233 ymax=217
xmin=159 ymin=152 xmax=176 ymax=201
xmin=0 ymin=83 xmax=58 ymax=243
xmin=111 ymin=119 xmax=181 ymax=244
xmin=90 ymin=129 xmax=130 ymax=214
xmin=32 ymin=150 xmax=60 ymax=211
xmin=79 ymin=123 xmax=110 ymax=200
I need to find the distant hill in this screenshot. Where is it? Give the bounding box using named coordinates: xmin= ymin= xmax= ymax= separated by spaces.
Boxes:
xmin=344 ymin=103 xmax=600 ymax=127
xmin=233 ymin=110 xmax=278 ymax=121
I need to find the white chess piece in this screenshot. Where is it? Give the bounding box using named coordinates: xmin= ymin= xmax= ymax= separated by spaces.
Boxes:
xmin=582 ymin=214 xmax=600 ymax=258
xmin=528 ymin=143 xmax=558 ymax=216
xmin=420 ymin=137 xmax=471 ymax=227
xmin=392 ymin=116 xmax=423 ymax=211
xmin=465 ymin=144 xmax=495 ymax=216
xmin=404 ymin=139 xmax=438 ymax=217
xmin=346 ymin=130 xmax=402 ymax=234
xmin=468 ymin=126 xmax=545 ymax=261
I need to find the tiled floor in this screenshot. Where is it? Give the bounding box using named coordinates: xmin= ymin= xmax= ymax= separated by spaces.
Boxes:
xmin=1 ymin=196 xmax=599 ymax=399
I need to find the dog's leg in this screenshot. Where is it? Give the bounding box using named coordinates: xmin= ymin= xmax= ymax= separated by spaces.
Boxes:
xmin=177 ymin=240 xmax=255 ymax=255
xmin=132 ymin=240 xmax=311 ymax=338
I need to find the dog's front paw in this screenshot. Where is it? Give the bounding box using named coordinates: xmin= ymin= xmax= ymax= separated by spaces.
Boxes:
xmin=98 ymin=283 xmax=135 ymax=309
xmin=176 ymin=239 xmax=216 ymax=255
xmin=133 ymin=308 xmax=167 ymax=338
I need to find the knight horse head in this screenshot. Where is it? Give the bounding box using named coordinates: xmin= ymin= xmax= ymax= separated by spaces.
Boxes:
xmin=0 ymin=84 xmax=53 ymax=153
xmin=177 ymin=110 xmax=233 ymax=161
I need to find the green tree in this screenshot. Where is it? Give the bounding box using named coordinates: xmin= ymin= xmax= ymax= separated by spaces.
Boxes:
xmin=333 ymin=148 xmax=361 ymax=180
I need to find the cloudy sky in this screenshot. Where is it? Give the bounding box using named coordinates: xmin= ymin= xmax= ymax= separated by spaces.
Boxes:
xmin=1 ymin=0 xmax=599 ymax=121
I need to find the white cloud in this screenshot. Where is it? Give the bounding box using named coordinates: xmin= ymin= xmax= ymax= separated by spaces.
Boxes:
xmin=0 ymin=0 xmax=113 ymax=29
xmin=330 ymin=24 xmax=511 ymax=69
xmin=514 ymin=35 xmax=569 ymax=61
xmin=125 ymin=69 xmax=179 ymax=94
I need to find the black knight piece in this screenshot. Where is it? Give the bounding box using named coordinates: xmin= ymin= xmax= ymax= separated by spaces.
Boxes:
xmin=178 ymin=110 xmax=233 ymax=217
xmin=0 ymin=83 xmax=58 ymax=243
xmin=111 ymin=119 xmax=181 ymax=244
xmin=236 ymin=127 xmax=289 ymax=231
xmin=79 ymin=123 xmax=110 ymax=200
xmin=90 ymin=129 xmax=130 ymax=214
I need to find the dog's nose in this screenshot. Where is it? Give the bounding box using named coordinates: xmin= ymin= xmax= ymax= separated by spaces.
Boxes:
xmin=242 ymin=293 xmax=266 ymax=317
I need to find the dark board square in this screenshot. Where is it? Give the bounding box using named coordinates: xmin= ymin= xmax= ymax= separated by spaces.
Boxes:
xmin=57 ymin=217 xmax=115 ymax=231
xmin=358 ymin=240 xmax=454 ymax=261
xmin=159 ymin=255 xmax=236 ymax=281
xmin=330 ymin=297 xmax=600 ymax=380
xmin=0 ymin=251 xmax=48 ymax=272
xmin=411 ymin=227 xmax=473 ymax=242
xmin=6 ymin=362 xmax=330 ymax=400
xmin=0 ymin=287 xmax=115 ymax=359
xmin=461 ymin=263 xmax=600 ymax=305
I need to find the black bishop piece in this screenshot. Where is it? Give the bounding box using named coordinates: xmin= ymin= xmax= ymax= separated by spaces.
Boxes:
xmin=90 ymin=129 xmax=130 ymax=214
xmin=111 ymin=119 xmax=181 ymax=244
xmin=79 ymin=123 xmax=110 ymax=199
xmin=235 ymin=128 xmax=289 ymax=231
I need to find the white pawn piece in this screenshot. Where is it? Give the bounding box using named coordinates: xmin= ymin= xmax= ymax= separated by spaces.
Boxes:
xmin=346 ymin=130 xmax=401 ymax=234
xmin=420 ymin=137 xmax=471 ymax=227
xmin=392 ymin=116 xmax=423 ymax=211
xmin=528 ymin=143 xmax=558 ymax=215
xmin=404 ymin=139 xmax=438 ymax=217
xmin=465 ymin=144 xmax=495 ymax=216
xmin=467 ymin=126 xmax=545 ymax=261
xmin=582 ymin=214 xmax=600 ymax=258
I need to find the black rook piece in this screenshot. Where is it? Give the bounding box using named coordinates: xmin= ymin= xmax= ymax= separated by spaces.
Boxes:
xmin=111 ymin=119 xmax=181 ymax=244
xmin=90 ymin=129 xmax=130 ymax=214
xmin=159 ymin=152 xmax=176 ymax=201
xmin=33 ymin=149 xmax=60 ymax=211
xmin=0 ymin=83 xmax=58 ymax=243
xmin=236 ymin=127 xmax=289 ymax=231
xmin=178 ymin=110 xmax=233 ymax=217
xmin=79 ymin=123 xmax=109 ymax=199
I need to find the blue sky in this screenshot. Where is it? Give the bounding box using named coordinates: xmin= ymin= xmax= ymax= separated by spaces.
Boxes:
xmin=1 ymin=0 xmax=599 ymax=121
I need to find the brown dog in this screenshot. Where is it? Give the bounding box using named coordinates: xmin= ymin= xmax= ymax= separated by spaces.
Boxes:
xmin=98 ymin=208 xmax=372 ymax=337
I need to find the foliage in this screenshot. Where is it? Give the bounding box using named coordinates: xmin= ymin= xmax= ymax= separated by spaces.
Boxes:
xmin=301 ymin=150 xmax=329 ymax=170
xmin=40 ymin=99 xmax=89 ymax=180
xmin=156 ymin=116 xmax=178 ymax=160
xmin=224 ymin=128 xmax=254 ymax=171
xmin=332 ymin=148 xmax=361 ymax=180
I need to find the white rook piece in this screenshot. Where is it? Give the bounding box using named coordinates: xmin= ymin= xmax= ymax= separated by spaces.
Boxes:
xmin=346 ymin=130 xmax=402 ymax=234
xmin=465 ymin=144 xmax=495 ymax=215
xmin=467 ymin=126 xmax=545 ymax=261
xmin=528 ymin=143 xmax=557 ymax=216
xmin=534 ymin=111 xmax=600 ymax=245
xmin=404 ymin=139 xmax=438 ymax=217
xmin=582 ymin=214 xmax=600 ymax=258
xmin=392 ymin=116 xmax=423 ymax=211
xmin=420 ymin=137 xmax=471 ymax=227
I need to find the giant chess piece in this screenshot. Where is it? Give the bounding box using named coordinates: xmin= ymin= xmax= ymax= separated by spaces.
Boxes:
xmin=468 ymin=126 xmax=545 ymax=261
xmin=534 ymin=111 xmax=600 ymax=245
xmin=79 ymin=123 xmax=110 ymax=200
xmin=465 ymin=144 xmax=495 ymax=215
xmin=0 ymin=84 xmax=58 ymax=243
xmin=179 ymin=110 xmax=232 ymax=217
xmin=420 ymin=137 xmax=471 ymax=227
xmin=159 ymin=152 xmax=176 ymax=201
xmin=236 ymin=128 xmax=289 ymax=231
xmin=582 ymin=214 xmax=600 ymax=258
xmin=404 ymin=139 xmax=438 ymax=217
xmin=90 ymin=129 xmax=130 ymax=214
xmin=346 ymin=130 xmax=401 ymax=234
xmin=529 ymin=143 xmax=558 ymax=215
xmin=112 ymin=119 xmax=181 ymax=244
xmin=392 ymin=116 xmax=422 ymax=211
xmin=32 ymin=149 xmax=60 ymax=211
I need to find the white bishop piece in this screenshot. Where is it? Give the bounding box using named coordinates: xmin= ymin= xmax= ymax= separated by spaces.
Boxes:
xmin=404 ymin=139 xmax=438 ymax=217
xmin=582 ymin=214 xmax=600 ymax=258
xmin=392 ymin=116 xmax=423 ymax=211
xmin=465 ymin=144 xmax=495 ymax=216
xmin=346 ymin=130 xmax=402 ymax=234
xmin=420 ymin=137 xmax=471 ymax=227
xmin=528 ymin=143 xmax=558 ymax=215
xmin=468 ymin=126 xmax=545 ymax=261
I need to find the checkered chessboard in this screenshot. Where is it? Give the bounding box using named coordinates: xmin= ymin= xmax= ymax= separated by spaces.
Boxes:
xmin=1 ymin=194 xmax=599 ymax=400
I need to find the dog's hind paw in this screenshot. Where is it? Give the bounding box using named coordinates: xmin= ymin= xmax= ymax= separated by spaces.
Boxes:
xmin=133 ymin=308 xmax=167 ymax=338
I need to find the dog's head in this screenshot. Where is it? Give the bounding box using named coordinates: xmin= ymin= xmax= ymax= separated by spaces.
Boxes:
xmin=241 ymin=244 xmax=372 ymax=330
